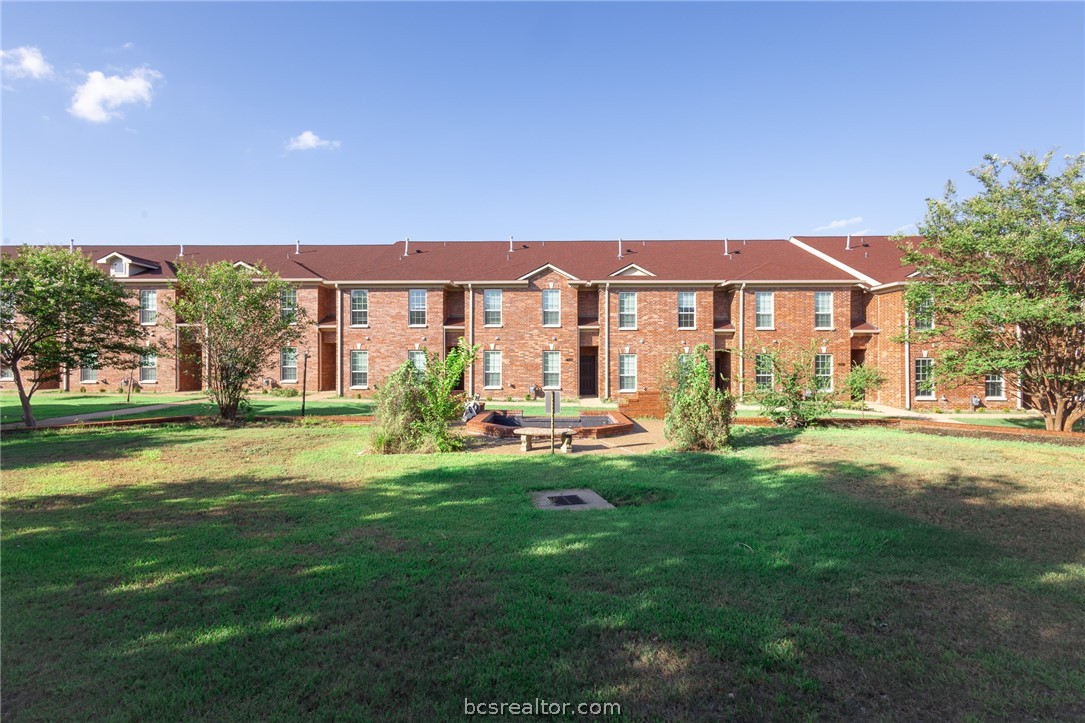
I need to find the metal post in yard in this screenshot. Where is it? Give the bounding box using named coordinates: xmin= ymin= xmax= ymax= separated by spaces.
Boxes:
xmin=302 ymin=351 xmax=310 ymax=417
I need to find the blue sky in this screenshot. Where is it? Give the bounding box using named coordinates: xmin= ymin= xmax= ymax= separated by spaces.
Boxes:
xmin=3 ymin=2 xmax=1083 ymax=246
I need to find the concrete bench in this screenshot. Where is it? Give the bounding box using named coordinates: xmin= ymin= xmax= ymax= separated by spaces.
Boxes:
xmin=513 ymin=427 xmax=575 ymax=453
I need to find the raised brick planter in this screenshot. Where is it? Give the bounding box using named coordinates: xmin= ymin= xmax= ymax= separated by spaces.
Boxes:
xmin=464 ymin=409 xmax=634 ymax=439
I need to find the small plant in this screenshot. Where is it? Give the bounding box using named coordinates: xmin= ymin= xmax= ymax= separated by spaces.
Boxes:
xmin=525 ymin=393 xmax=533 ymax=401
xmin=98 ymin=387 xmax=107 ymax=393
xmin=843 ymin=364 xmax=886 ymax=417
xmin=662 ymin=344 xmax=736 ymax=451
xmin=505 ymin=395 xmax=513 ymax=402
xmin=933 ymin=407 xmax=944 ymax=414
xmin=753 ymin=347 xmax=835 ymax=428
xmin=79 ymin=386 xmax=86 ymax=393
xmin=269 ymin=387 xmax=299 ymax=397
xmin=976 ymin=407 xmax=987 ymax=413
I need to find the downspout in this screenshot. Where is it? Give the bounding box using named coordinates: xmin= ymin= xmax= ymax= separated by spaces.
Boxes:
xmin=904 ymin=307 xmax=912 ymax=410
xmin=335 ymin=284 xmax=343 ymax=396
xmin=603 ymin=283 xmax=611 ymax=399
xmin=738 ymin=283 xmax=746 ymax=399
xmin=1015 ymin=324 xmax=1023 ymax=409
xmin=468 ymin=284 xmax=475 ymax=395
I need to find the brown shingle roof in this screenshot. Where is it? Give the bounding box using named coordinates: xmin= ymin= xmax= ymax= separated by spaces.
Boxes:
xmin=791 ymin=236 xmax=918 ymax=285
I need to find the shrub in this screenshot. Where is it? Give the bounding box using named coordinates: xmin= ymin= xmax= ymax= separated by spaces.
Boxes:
xmin=662 ymin=344 xmax=736 ymax=451
xmin=269 ymin=387 xmax=299 ymax=397
xmin=843 ymin=364 xmax=886 ymax=417
xmin=754 ymin=347 xmax=835 ymax=428
xmin=79 ymin=386 xmax=86 ymax=393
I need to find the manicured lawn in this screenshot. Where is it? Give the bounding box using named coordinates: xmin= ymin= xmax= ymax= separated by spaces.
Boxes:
xmin=2 ymin=425 xmax=1082 ymax=720
xmin=0 ymin=391 xmax=201 ymax=424
xmin=113 ymin=396 xmax=376 ymax=420
xmin=950 ymin=415 xmax=1084 ymax=432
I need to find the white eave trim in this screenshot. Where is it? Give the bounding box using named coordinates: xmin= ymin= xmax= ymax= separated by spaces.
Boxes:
xmin=787 ymin=237 xmax=881 ymax=287
xmin=516 ymin=263 xmax=580 ymax=281
xmin=718 ymin=279 xmax=865 ymax=287
xmin=609 ymin=263 xmax=656 ymax=277
xmin=96 ymin=252 xmax=159 ymax=270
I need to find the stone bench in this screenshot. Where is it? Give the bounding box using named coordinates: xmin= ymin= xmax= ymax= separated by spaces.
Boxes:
xmin=513 ymin=427 xmax=575 ymax=453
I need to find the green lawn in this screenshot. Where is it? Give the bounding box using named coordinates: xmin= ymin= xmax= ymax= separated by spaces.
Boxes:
xmin=950 ymin=415 xmax=1084 ymax=432
xmin=0 ymin=391 xmax=201 ymax=424
xmin=2 ymin=425 xmax=1083 ymax=720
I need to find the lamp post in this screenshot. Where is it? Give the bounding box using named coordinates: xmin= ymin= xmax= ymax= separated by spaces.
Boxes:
xmin=301 ymin=350 xmax=310 ymax=417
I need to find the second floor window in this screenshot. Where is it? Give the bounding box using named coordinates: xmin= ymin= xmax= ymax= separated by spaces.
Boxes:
xmin=814 ymin=291 xmax=833 ymax=329
xmin=755 ymin=291 xmax=774 ymax=329
xmin=914 ymin=296 xmax=934 ymax=330
xmin=484 ymin=289 xmax=502 ymax=326
xmin=618 ymin=292 xmax=637 ymax=329
xmin=139 ymin=289 xmax=158 ymax=325
xmin=280 ymin=288 xmax=297 ymax=322
xmin=677 ymin=291 xmax=696 ymax=329
xmin=281 ymin=347 xmax=298 ymax=383
xmin=350 ymin=290 xmax=369 ymax=326
xmin=408 ymin=289 xmax=427 ymax=326
xmin=542 ymin=289 xmax=560 ymax=326
xmin=350 ymin=350 xmax=369 ymax=388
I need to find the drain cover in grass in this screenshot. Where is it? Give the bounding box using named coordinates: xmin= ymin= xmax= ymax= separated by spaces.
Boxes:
xmin=532 ymin=489 xmax=614 ymax=510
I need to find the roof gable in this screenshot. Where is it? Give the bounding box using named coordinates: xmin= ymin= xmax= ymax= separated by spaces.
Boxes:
xmin=610 ymin=263 xmax=656 ymax=277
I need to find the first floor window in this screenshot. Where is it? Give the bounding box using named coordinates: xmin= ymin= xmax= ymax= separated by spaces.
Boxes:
xmin=280 ymin=347 xmax=298 ymax=383
xmin=0 ymin=364 xmax=13 ymax=381
xmin=80 ymin=355 xmax=98 ymax=383
xmin=140 ymin=289 xmax=158 ymax=325
xmin=755 ymin=291 xmax=774 ymax=329
xmin=484 ymin=350 xmax=502 ymax=388
xmin=139 ymin=351 xmax=158 ymax=384
xmin=985 ymin=374 xmax=1005 ymax=399
xmin=915 ymin=358 xmax=934 ymax=398
xmin=542 ymin=289 xmax=561 ymax=326
xmin=755 ymin=354 xmax=774 ymax=390
xmin=814 ymin=291 xmax=833 ymax=329
xmin=408 ymin=289 xmax=427 ymax=326
xmin=408 ymin=350 xmax=427 ymax=374
xmin=814 ymin=353 xmax=833 ymax=390
xmin=542 ymin=350 xmax=561 ymax=388
xmin=677 ymin=291 xmax=696 ymax=329
xmin=350 ymin=350 xmax=369 ymax=388
xmin=350 ymin=290 xmax=369 ymax=326
xmin=483 ymin=289 xmax=502 ymax=326
xmin=618 ymin=353 xmax=637 ymax=392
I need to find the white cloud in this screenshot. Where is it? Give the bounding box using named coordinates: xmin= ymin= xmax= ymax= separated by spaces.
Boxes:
xmin=894 ymin=223 xmax=917 ymax=234
xmin=286 ymin=130 xmax=341 ymax=151
xmin=851 ymin=228 xmax=872 ymax=236
xmin=814 ymin=216 xmax=864 ymax=232
xmin=1 ymin=46 xmax=54 ymax=80
xmin=68 ymin=67 xmax=162 ymax=123
xmin=122 ymin=42 xmax=135 ymax=50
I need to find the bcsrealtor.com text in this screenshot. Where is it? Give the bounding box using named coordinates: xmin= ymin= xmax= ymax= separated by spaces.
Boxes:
xmin=464 ymin=698 xmax=621 ymax=716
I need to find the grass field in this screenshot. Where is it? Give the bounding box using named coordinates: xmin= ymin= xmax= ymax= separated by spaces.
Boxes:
xmin=2 ymin=424 xmax=1083 ymax=720
xmin=0 ymin=391 xmax=200 ymax=424
xmin=950 ymin=415 xmax=1084 ymax=432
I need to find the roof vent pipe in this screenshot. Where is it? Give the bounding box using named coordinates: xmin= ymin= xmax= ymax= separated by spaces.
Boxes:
xmin=618 ymin=238 xmax=623 ymax=259
xmin=509 ymin=236 xmax=514 ymax=253
xmin=724 ymin=237 xmax=729 ymax=256
xmin=403 ymin=238 xmax=409 ymax=257
xmin=69 ymin=238 xmax=74 ymax=252
xmin=179 ymin=243 xmax=184 ymax=257
xmin=295 ymin=239 xmax=300 ymax=255
xmin=846 ymin=235 xmax=852 ymax=251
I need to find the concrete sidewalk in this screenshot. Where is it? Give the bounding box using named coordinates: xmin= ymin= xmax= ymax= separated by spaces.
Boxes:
xmin=1 ymin=402 xmax=194 ymax=430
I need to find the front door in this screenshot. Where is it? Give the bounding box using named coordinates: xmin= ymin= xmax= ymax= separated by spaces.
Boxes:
xmin=579 ymin=351 xmax=598 ymax=397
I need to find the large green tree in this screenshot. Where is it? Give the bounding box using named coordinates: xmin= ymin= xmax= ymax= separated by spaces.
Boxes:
xmin=164 ymin=260 xmax=308 ymax=421
xmin=0 ymin=246 xmax=145 ymax=427
xmin=903 ymin=151 xmax=1085 ymax=432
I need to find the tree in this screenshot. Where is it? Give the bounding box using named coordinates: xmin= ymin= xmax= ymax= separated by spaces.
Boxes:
xmin=0 ymin=246 xmax=144 ymax=427
xmin=843 ymin=364 xmax=886 ymax=417
xmin=164 ymin=260 xmax=308 ymax=421
xmin=662 ymin=344 xmax=736 ymax=451
xmin=902 ymin=151 xmax=1085 ymax=432
xmin=753 ymin=346 xmax=836 ymax=428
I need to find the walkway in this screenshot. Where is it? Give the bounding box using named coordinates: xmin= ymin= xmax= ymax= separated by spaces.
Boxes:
xmin=1 ymin=402 xmax=193 ymax=431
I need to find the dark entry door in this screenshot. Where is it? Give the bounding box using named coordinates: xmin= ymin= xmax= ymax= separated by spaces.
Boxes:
xmin=579 ymin=352 xmax=598 ymax=396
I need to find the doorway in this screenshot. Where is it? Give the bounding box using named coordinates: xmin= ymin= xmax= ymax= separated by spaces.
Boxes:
xmin=579 ymin=348 xmax=598 ymax=397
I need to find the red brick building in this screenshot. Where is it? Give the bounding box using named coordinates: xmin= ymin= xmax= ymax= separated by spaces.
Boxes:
xmin=0 ymin=238 xmax=1020 ymax=411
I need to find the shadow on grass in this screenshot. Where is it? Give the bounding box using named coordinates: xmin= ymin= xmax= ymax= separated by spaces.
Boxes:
xmin=1 ymin=423 xmax=225 ymax=470
xmin=3 ymin=449 xmax=1084 ymax=720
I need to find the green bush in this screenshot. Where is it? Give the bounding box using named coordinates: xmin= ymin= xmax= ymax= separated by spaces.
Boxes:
xmin=754 ymin=348 xmax=835 ymax=428
xmin=269 ymin=387 xmax=299 ymax=397
xmin=662 ymin=344 xmax=736 ymax=451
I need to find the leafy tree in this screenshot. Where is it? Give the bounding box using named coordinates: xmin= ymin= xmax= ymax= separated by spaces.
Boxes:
xmin=662 ymin=344 xmax=736 ymax=451
xmin=902 ymin=151 xmax=1085 ymax=432
xmin=0 ymin=246 xmax=144 ymax=427
xmin=163 ymin=260 xmax=308 ymax=421
xmin=753 ymin=346 xmax=835 ymax=428
xmin=843 ymin=364 xmax=886 ymax=417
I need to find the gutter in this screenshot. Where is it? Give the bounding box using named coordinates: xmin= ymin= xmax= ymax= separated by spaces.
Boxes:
xmin=904 ymin=306 xmax=911 ymax=410
xmin=738 ymin=283 xmax=746 ymax=399
xmin=604 ymin=283 xmax=611 ymax=399
xmin=468 ymin=284 xmax=475 ymax=394
xmin=335 ymin=283 xmax=343 ymax=397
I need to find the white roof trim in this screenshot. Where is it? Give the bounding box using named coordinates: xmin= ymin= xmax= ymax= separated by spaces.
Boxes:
xmin=516 ymin=263 xmax=580 ymax=281
xmin=95 ymin=252 xmax=158 ymax=269
xmin=609 ymin=263 xmax=656 ymax=277
xmin=787 ymin=237 xmax=880 ymax=286
xmin=233 ymin=261 xmax=258 ymax=271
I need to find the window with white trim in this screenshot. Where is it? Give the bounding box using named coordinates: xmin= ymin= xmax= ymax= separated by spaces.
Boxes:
xmin=814 ymin=291 xmax=833 ymax=329
xmin=140 ymin=289 xmax=158 ymax=325
xmin=280 ymin=347 xmax=298 ymax=383
xmin=279 ymin=288 xmax=297 ymax=322
xmin=139 ymin=351 xmax=158 ymax=384
xmin=677 ymin=291 xmax=696 ymax=329
xmin=483 ymin=350 xmax=502 ymax=388
xmin=483 ymin=289 xmax=502 ymax=326
xmin=618 ymin=353 xmax=637 ymax=392
xmin=915 ymin=358 xmax=934 ymax=399
xmin=542 ymin=289 xmax=560 ymax=327
xmin=350 ymin=290 xmax=369 ymax=326
xmin=985 ymin=374 xmax=1005 ymax=399
xmin=755 ymin=291 xmax=774 ymax=329
xmin=408 ymin=350 xmax=427 ymax=374
xmin=755 ymin=354 xmax=774 ymax=390
xmin=80 ymin=353 xmax=99 ymax=383
xmin=542 ymin=350 xmax=560 ymax=389
xmin=914 ymin=296 xmax=934 ymax=330
xmin=408 ymin=289 xmax=427 ymax=326
xmin=350 ymin=350 xmax=369 ymax=388
xmin=109 ymin=258 xmax=125 ymax=277
xmin=618 ymin=292 xmax=637 ymax=329
xmin=814 ymin=353 xmax=833 ymax=390
xmin=0 ymin=364 xmax=13 ymax=381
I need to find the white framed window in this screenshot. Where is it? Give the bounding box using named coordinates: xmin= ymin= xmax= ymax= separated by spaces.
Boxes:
xmin=618 ymin=353 xmax=637 ymax=392
xmin=109 ymin=258 xmax=125 ymax=277
xmin=408 ymin=289 xmax=427 ymax=326
xmin=755 ymin=291 xmax=774 ymax=329
xmin=618 ymin=292 xmax=637 ymax=329
xmin=814 ymin=353 xmax=833 ymax=391
xmin=677 ymin=291 xmax=696 ymax=329
xmin=408 ymin=350 xmax=427 ymax=374
xmin=915 ymin=358 xmax=935 ymax=399
xmin=139 ymin=289 xmax=158 ymax=325
xmin=755 ymin=354 xmax=774 ymax=390
xmin=80 ymin=353 xmax=99 ymax=383
xmin=814 ymin=291 xmax=833 ymax=329
xmin=914 ymin=297 xmax=934 ymax=330
xmin=542 ymin=350 xmax=561 ymax=389
xmin=350 ymin=350 xmax=369 ymax=388
xmin=985 ymin=374 xmax=1005 ymax=400
xmin=0 ymin=364 xmax=13 ymax=381
xmin=483 ymin=350 xmax=502 ymax=389
xmin=280 ymin=288 xmax=297 ymax=322
xmin=483 ymin=289 xmax=502 ymax=326
xmin=280 ymin=347 xmax=298 ymax=383
xmin=542 ymin=289 xmax=561 ymax=327
xmin=139 ymin=351 xmax=158 ymax=384
xmin=350 ymin=290 xmax=369 ymax=326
